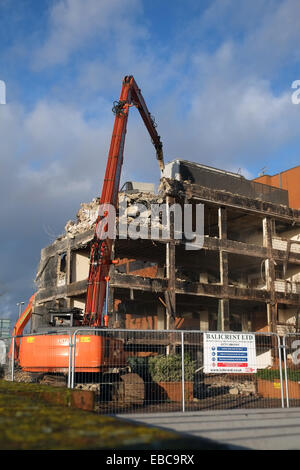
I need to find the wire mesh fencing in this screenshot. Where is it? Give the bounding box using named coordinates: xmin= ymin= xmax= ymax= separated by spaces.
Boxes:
xmin=0 ymin=328 xmax=290 ymax=413
xmin=0 ymin=335 xmax=14 ymax=381
xmin=0 ymin=331 xmax=72 ymax=387
xmin=282 ymin=333 xmax=300 ymax=408
xmin=70 ymin=329 xmax=183 ymax=414
xmin=184 ymin=331 xmax=284 ymax=412
xmin=69 ymin=329 xmax=285 ymax=414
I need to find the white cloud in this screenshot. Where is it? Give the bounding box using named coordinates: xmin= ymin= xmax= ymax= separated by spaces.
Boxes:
xmin=242 ymin=0 xmax=300 ymax=72
xmin=33 ymin=0 xmax=144 ymax=68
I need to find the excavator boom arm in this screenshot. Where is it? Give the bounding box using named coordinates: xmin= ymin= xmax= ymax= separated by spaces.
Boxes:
xmin=130 ymin=78 xmax=164 ymax=173
xmin=83 ymin=76 xmax=163 ymax=326
xmin=9 ymin=294 xmax=36 ymax=358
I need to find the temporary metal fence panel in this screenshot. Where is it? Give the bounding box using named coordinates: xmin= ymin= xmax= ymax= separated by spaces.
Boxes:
xmin=70 ymin=329 xmax=284 ymax=414
xmin=0 ymin=331 xmax=72 ymax=387
xmin=183 ymin=331 xmax=284 ymax=412
xmin=282 ymin=333 xmax=300 ymax=408
xmin=70 ymin=329 xmax=183 ymax=415
xmin=0 ymin=329 xmax=287 ymax=414
xmin=0 ymin=335 xmax=14 ymax=381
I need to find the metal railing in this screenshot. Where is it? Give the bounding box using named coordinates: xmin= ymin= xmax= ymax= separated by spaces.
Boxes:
xmin=282 ymin=333 xmax=300 ymax=408
xmin=69 ymin=329 xmax=284 ymax=413
xmin=2 ymin=328 xmax=300 ymax=413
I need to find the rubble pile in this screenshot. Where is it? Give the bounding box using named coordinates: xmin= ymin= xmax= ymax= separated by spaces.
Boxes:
xmin=118 ymin=191 xmax=164 ymax=234
xmin=158 ymin=177 xmax=186 ymax=199
xmin=63 ymin=191 xmax=166 ymax=239
xmin=65 ymin=198 xmax=100 ymax=237
xmin=207 ymin=376 xmax=257 ymax=397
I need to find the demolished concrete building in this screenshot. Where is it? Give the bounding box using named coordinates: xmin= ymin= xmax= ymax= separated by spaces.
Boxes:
xmin=32 ymin=160 xmax=300 ymax=336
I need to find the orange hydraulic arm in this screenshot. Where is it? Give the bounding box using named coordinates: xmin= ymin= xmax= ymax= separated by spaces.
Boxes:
xmin=83 ymin=75 xmax=164 ymax=327
xmin=9 ymin=293 xmax=36 ymax=358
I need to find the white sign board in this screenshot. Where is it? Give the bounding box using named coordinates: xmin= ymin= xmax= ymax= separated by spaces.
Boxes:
xmin=204 ymin=332 xmax=257 ymax=374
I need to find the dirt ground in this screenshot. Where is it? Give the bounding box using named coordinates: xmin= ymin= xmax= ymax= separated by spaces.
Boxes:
xmin=95 ymin=394 xmax=297 ymax=415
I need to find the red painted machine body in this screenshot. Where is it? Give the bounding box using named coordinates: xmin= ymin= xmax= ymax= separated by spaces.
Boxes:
xmin=18 ymin=334 xmax=127 ymax=373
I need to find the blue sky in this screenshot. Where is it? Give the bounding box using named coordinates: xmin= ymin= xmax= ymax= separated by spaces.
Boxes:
xmin=0 ymin=0 xmax=300 ymax=325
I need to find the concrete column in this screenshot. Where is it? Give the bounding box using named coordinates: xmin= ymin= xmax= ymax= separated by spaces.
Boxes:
xmin=157 ymin=304 xmax=165 ymax=330
xmin=241 ymin=312 xmax=249 ymax=332
xmin=166 ymin=195 xmax=176 ymax=329
xmin=263 ymin=217 xmax=277 ymax=332
xmin=218 ymin=207 xmax=229 ymax=330
xmin=218 ymin=299 xmax=230 ymax=331
xmin=66 ymin=244 xmax=72 ymax=308
xmin=200 ymin=310 xmax=209 ymax=331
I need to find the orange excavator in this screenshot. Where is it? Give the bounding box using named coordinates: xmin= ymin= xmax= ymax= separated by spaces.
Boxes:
xmin=10 ymin=76 xmax=164 ymax=385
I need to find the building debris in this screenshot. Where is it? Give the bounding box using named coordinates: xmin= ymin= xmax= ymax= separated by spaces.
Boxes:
xmin=65 ymin=198 xmax=100 ymax=237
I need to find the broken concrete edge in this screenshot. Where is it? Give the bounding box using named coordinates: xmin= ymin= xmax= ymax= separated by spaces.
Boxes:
xmin=0 ymin=379 xmax=94 ymax=412
xmin=39 ymin=179 xmax=185 ymax=247
xmin=63 ymin=189 xmax=166 ymax=240
xmin=39 ymin=176 xmax=300 ymax=254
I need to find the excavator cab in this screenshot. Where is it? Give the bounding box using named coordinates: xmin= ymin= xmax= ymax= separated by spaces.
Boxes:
xmin=48 ymin=308 xmax=83 ymax=328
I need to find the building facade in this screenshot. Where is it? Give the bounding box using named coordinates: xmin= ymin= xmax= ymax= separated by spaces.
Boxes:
xmin=32 ymin=160 xmax=300 ymax=336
